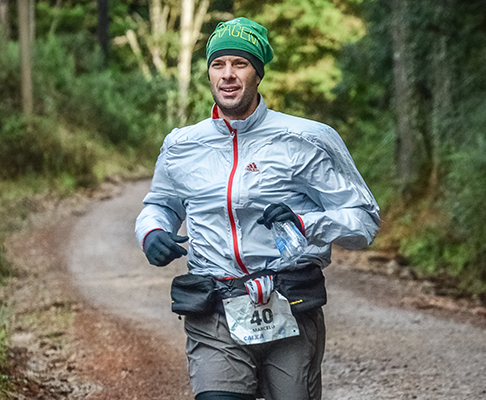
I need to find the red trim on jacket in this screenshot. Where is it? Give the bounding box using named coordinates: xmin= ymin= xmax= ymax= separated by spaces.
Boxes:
xmin=224 ymin=119 xmax=249 ymax=275
xmin=296 ymin=215 xmax=306 ymax=236
xmin=212 ymin=105 xmax=219 ymax=119
xmin=142 ymin=228 xmax=163 ymax=250
xmin=255 ymin=278 xmax=263 ymax=304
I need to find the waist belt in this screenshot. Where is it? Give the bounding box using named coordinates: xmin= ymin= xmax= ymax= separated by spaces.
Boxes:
xmin=214 ymin=264 xmax=327 ymax=314
xmin=171 ymin=264 xmax=327 ymax=316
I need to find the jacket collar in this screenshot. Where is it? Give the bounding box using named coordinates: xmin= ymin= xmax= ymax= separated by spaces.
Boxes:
xmin=211 ymin=96 xmax=268 ymax=134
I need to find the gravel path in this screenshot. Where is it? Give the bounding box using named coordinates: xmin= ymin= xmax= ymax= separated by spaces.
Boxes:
xmin=68 ymin=181 xmax=486 ymax=399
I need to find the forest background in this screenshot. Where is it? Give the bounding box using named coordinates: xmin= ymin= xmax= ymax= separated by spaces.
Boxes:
xmin=0 ymin=0 xmax=486 ymax=372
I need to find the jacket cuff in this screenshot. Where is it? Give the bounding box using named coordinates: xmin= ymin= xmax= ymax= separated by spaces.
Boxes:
xmin=142 ymin=228 xmax=164 ymax=250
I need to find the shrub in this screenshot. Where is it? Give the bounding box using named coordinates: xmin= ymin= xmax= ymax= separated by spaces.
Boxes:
xmin=0 ymin=40 xmax=21 ymax=115
xmin=445 ymin=134 xmax=486 ymax=284
xmin=62 ymin=71 xmax=175 ymax=148
xmin=31 ymin=35 xmax=175 ymax=152
xmin=0 ymin=114 xmax=98 ymax=188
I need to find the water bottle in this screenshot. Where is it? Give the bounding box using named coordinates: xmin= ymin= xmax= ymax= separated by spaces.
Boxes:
xmin=272 ymin=220 xmax=307 ymax=263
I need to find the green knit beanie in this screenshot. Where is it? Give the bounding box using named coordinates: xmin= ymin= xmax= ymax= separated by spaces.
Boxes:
xmin=206 ymin=17 xmax=274 ymax=78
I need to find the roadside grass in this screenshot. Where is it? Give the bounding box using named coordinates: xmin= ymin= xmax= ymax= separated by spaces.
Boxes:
xmin=0 ymin=180 xmax=38 ymax=394
xmin=0 ymin=174 xmax=91 ymax=398
xmin=0 ymin=286 xmax=10 ymax=395
xmin=0 ymin=243 xmax=12 ymax=395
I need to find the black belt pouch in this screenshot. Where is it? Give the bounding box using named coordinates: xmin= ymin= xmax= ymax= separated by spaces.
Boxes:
xmin=274 ymin=264 xmax=327 ymax=313
xmin=170 ymin=274 xmax=216 ymax=315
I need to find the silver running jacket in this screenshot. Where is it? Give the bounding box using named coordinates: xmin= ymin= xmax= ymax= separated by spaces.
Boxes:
xmin=135 ymin=98 xmax=380 ymax=278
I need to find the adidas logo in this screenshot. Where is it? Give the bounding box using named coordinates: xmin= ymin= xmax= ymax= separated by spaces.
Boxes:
xmin=245 ymin=162 xmax=259 ymax=172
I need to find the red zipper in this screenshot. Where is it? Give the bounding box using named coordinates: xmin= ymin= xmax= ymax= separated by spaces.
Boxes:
xmin=225 ymin=121 xmax=249 ymax=275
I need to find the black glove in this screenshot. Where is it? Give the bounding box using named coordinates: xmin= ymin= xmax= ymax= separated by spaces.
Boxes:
xmin=257 ymin=203 xmax=304 ymax=233
xmin=143 ymin=229 xmax=189 ymax=267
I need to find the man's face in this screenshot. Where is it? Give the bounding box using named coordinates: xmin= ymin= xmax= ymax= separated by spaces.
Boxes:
xmin=209 ymin=55 xmax=261 ymax=120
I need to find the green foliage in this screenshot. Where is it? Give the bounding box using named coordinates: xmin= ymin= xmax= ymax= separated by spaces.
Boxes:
xmin=335 ymin=0 xmax=486 ymax=296
xmin=257 ymin=0 xmax=363 ymax=71
xmin=344 ymin=118 xmax=396 ymax=209
xmin=0 ymin=244 xmax=12 ymax=286
xmin=395 ymin=0 xmax=486 ymax=291
xmin=29 ymin=35 xmax=174 ymax=151
xmin=400 ymin=227 xmax=446 ymax=275
xmin=398 ymin=212 xmax=469 ymax=278
xmin=236 ymin=0 xmax=364 ymax=120
xmin=0 ymin=305 xmax=9 ymax=365
xmin=109 ymin=2 xmax=182 ymax=77
xmin=0 ymin=298 xmax=10 ymax=391
xmin=399 ymin=220 xmax=486 ymax=297
xmin=186 ymin=59 xmax=217 ymax=124
xmin=330 ymin=1 xmax=395 ymax=209
xmin=36 ymin=1 xmax=97 ymax=36
xmin=445 ymin=135 xmax=486 ymax=281
xmin=0 ymin=114 xmax=99 ymax=188
xmin=0 ymin=31 xmax=176 ymax=192
xmin=0 ymin=40 xmax=21 ymax=113
xmin=61 ymin=71 xmax=174 ymax=147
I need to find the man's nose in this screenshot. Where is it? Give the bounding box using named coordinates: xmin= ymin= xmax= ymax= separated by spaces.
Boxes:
xmin=222 ymin=63 xmax=236 ymax=79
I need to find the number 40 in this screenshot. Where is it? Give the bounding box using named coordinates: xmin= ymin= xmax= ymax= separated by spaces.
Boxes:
xmin=250 ymin=309 xmax=274 ymax=326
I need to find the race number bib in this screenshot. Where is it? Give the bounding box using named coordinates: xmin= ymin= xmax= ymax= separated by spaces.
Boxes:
xmin=223 ymin=291 xmax=300 ymax=345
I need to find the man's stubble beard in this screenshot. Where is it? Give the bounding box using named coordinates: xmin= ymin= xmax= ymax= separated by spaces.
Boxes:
xmin=211 ymin=89 xmax=258 ymax=120
xmin=210 ymin=75 xmax=260 ymax=120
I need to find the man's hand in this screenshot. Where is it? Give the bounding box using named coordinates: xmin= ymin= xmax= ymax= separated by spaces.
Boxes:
xmin=245 ymin=275 xmax=274 ymax=305
xmin=143 ymin=229 xmax=189 ymax=267
xmin=257 ymin=203 xmax=304 ymax=233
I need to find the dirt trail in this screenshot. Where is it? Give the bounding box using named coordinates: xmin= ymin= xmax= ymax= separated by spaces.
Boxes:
xmin=68 ymin=180 xmax=192 ymax=399
xmin=69 ymin=180 xmax=187 ymax=349
xmin=323 ymin=271 xmax=486 ymax=399
xmin=5 ymin=181 xmax=486 ymax=399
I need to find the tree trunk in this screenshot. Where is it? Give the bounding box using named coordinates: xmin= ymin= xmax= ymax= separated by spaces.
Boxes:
xmin=18 ymin=0 xmax=33 ymax=116
xmin=178 ymin=0 xmax=209 ymax=124
xmin=125 ymin=29 xmax=152 ymax=81
xmin=28 ymin=0 xmax=34 ymax=43
xmin=178 ymin=0 xmax=194 ymax=125
xmin=0 ymin=0 xmax=10 ymax=39
xmin=390 ymin=0 xmax=423 ymax=199
xmin=149 ymin=0 xmax=170 ymax=77
xmin=49 ymin=0 xmax=63 ymax=35
xmin=97 ymin=0 xmax=110 ymax=67
xmin=429 ymin=0 xmax=454 ymax=197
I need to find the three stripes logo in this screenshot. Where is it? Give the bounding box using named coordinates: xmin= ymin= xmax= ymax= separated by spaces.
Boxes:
xmin=245 ymin=162 xmax=259 ymax=172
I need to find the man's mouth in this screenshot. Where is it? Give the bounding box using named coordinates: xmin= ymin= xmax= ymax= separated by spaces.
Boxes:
xmin=220 ymin=86 xmax=240 ymax=94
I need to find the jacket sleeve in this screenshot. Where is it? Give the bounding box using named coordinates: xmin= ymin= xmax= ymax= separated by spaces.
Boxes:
xmin=135 ymin=137 xmax=186 ymax=247
xmin=299 ymin=126 xmax=380 ymax=250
